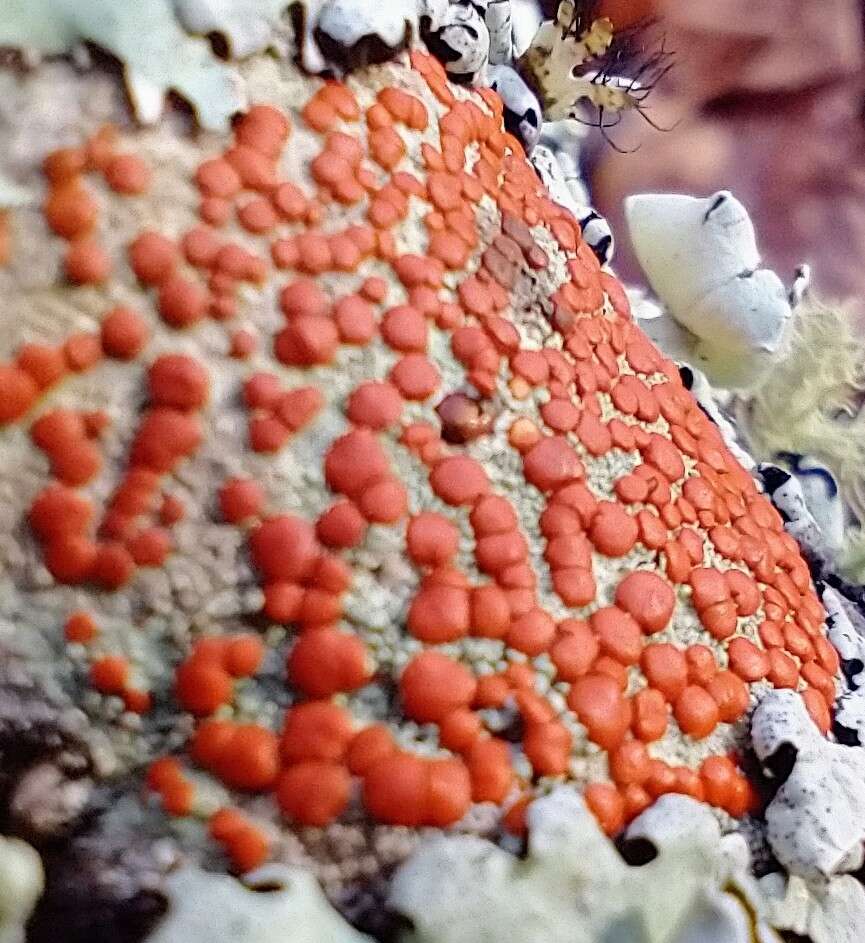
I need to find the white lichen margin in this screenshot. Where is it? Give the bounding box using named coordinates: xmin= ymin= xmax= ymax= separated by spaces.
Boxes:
xmin=147 ymin=863 xmax=372 ymax=943
xmin=625 ymin=191 xmax=798 ymax=391
xmin=825 ymin=587 xmax=865 ymax=688
xmin=0 ymin=0 xmax=246 ymax=129
xmin=0 ymin=836 xmax=44 ymax=943
xmin=751 ymin=689 xmax=865 ymax=880
xmin=0 ymin=0 xmax=446 ymax=129
xmin=388 ymin=788 xmax=778 ymax=943
xmin=759 ymin=871 xmax=865 ymax=943
xmin=824 ymin=587 xmax=865 ymax=743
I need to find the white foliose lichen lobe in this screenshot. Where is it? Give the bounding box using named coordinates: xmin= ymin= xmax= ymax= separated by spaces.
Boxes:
xmin=388 ymin=789 xmax=778 ymax=943
xmin=760 ymin=871 xmax=865 ymax=943
xmin=0 ymin=836 xmax=44 ymax=943
xmin=0 ymin=0 xmax=247 ymax=129
xmin=824 ymin=589 xmax=865 ymax=745
xmin=625 ymin=191 xmax=792 ymax=391
xmin=752 ymin=688 xmax=865 ymax=880
xmin=0 ymin=0 xmax=444 ymax=128
xmin=148 ymin=863 xmax=372 ymax=942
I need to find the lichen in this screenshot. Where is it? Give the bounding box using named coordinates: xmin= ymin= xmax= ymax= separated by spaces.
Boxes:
xmin=0 ymin=836 xmax=44 ymax=943
xmin=176 ymin=0 xmax=443 ymax=75
xmin=823 ymin=587 xmax=865 ymax=744
xmin=388 ymin=789 xmax=778 ymax=943
xmin=760 ymin=872 xmax=865 ymax=943
xmin=0 ymin=0 xmax=442 ymax=129
xmin=519 ymin=2 xmax=616 ymax=120
xmin=148 ymin=864 xmax=371 ymax=942
xmin=729 ymin=296 xmax=865 ymax=533
xmin=751 ymin=689 xmax=865 ymax=880
xmin=756 ymin=463 xmax=833 ymax=562
xmin=0 ymin=0 xmax=247 ymax=129
xmin=625 ymin=191 xmax=793 ymax=391
xmin=175 ymin=0 xmax=294 ymax=59
xmin=517 ymin=0 xmax=671 ymax=129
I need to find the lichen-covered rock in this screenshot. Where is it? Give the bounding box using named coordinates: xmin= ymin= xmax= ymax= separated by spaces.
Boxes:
xmin=824 ymin=587 xmax=865 ymax=688
xmin=0 ymin=0 xmax=445 ymax=128
xmin=0 ymin=4 xmax=859 ymax=942
xmin=0 ymin=0 xmax=247 ymax=129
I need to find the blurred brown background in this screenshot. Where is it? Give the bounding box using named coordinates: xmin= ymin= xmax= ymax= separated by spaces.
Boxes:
xmin=584 ymin=0 xmax=865 ymax=306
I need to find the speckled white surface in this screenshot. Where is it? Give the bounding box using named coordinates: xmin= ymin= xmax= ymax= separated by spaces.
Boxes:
xmin=148 ymin=864 xmax=371 ymax=942
xmin=753 ymin=689 xmax=865 ymax=879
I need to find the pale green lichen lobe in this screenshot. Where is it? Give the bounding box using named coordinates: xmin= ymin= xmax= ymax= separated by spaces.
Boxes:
xmin=0 ymin=0 xmax=246 ymax=129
